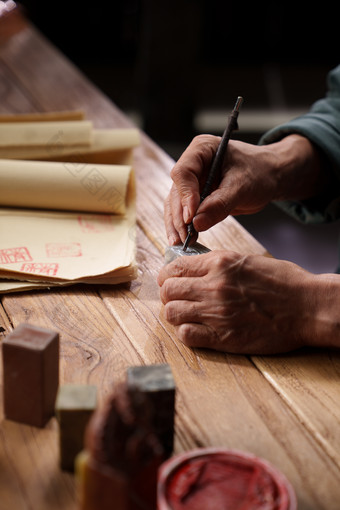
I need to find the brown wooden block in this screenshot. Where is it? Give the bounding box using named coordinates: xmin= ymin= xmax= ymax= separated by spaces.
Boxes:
xmin=55 ymin=384 xmax=97 ymax=471
xmin=127 ymin=364 xmax=176 ymax=456
xmin=2 ymin=323 xmax=59 ymax=427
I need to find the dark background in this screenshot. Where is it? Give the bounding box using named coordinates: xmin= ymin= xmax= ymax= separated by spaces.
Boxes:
xmin=18 ymin=0 xmax=339 ymax=154
xmin=17 ymin=1 xmax=340 ymax=273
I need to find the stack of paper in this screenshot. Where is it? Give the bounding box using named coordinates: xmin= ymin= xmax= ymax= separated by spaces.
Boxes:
xmin=0 ymin=111 xmax=140 ymax=293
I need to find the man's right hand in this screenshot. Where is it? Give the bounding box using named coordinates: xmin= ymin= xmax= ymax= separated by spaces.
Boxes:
xmin=164 ymin=134 xmax=325 ymax=245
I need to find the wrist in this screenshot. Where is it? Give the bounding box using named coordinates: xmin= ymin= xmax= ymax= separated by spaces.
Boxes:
xmin=267 ymin=134 xmax=326 ymax=202
xmin=300 ymin=273 xmax=340 ymax=349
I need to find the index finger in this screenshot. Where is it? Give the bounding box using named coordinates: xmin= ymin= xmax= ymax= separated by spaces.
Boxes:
xmin=157 ymin=251 xmax=212 ymax=286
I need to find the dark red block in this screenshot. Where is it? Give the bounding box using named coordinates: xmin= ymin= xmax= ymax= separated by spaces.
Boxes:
xmin=2 ymin=323 xmax=59 ymax=427
xmin=127 ymin=364 xmax=176 ymax=456
xmin=81 ymin=381 xmax=165 ymax=509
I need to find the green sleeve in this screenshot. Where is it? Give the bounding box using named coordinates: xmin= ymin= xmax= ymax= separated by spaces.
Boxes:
xmin=259 ymin=65 xmax=340 ymax=224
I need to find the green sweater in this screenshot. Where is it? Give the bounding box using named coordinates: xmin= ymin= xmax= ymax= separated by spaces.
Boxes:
xmin=260 ymin=65 xmax=340 ymax=225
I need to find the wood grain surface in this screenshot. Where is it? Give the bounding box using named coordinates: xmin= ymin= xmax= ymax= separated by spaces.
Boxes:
xmin=0 ymin=14 xmax=340 ymax=510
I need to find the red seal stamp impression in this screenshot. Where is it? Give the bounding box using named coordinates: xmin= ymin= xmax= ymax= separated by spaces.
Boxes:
xmin=78 ymin=214 xmax=115 ymax=233
xmin=21 ymin=262 xmax=59 ymax=276
xmin=0 ymin=247 xmax=32 ymax=264
xmin=46 ymin=242 xmax=82 ymax=258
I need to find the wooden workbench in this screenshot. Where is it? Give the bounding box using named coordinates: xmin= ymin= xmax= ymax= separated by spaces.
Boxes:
xmin=1 ymin=11 xmax=340 ymax=510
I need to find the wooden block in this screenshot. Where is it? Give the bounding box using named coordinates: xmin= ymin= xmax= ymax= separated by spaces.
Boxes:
xmin=127 ymin=364 xmax=176 ymax=456
xmin=55 ymin=384 xmax=97 ymax=471
xmin=2 ymin=323 xmax=59 ymax=427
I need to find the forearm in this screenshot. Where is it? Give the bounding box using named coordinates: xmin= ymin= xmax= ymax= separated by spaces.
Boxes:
xmin=267 ymin=134 xmax=330 ymax=202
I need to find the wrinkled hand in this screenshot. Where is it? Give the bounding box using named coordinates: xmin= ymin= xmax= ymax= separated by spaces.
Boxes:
xmin=164 ymin=134 xmax=325 ymax=245
xmin=164 ymin=135 xmax=279 ymax=245
xmin=157 ymin=250 xmax=318 ymax=354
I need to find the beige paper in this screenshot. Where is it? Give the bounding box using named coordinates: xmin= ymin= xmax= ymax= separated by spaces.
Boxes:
xmin=0 ymin=115 xmax=139 ymax=293
xmin=0 ymin=120 xmax=93 ymax=147
xmin=0 ymin=280 xmax=55 ymax=292
xmin=0 ymin=110 xmax=85 ymax=122
xmin=0 ymin=204 xmax=136 ymax=285
xmin=0 ymin=159 xmax=131 ymax=214
xmin=0 ymin=162 xmax=137 ymax=292
xmin=0 ymin=128 xmax=140 ymax=164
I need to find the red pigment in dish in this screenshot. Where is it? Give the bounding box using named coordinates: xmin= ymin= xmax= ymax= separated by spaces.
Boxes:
xmin=164 ymin=454 xmax=286 ymax=510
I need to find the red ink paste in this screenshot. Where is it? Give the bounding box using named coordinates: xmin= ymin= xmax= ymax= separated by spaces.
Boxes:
xmin=158 ymin=449 xmax=296 ymax=510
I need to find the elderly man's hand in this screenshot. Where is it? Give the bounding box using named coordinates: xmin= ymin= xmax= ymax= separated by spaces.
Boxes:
xmin=157 ymin=250 xmax=325 ymax=354
xmin=164 ymin=134 xmax=326 ymax=246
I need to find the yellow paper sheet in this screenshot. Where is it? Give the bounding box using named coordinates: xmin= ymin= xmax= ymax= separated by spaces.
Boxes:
xmin=0 ymin=120 xmax=93 ymax=147
xmin=0 ymin=128 xmax=140 ymax=165
xmin=0 ymin=159 xmax=131 ymax=214
xmin=0 ymin=114 xmax=139 ymax=293
xmin=0 ymin=110 xmax=85 ymax=122
xmin=0 ymin=162 xmax=137 ymax=292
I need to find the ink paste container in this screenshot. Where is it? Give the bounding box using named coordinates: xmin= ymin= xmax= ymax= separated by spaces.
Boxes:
xmin=158 ymin=447 xmax=297 ymax=509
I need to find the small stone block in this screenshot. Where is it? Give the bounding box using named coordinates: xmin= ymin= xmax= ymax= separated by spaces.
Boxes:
xmin=2 ymin=323 xmax=59 ymax=427
xmin=56 ymin=384 xmax=97 ymax=471
xmin=127 ymin=364 xmax=176 ymax=455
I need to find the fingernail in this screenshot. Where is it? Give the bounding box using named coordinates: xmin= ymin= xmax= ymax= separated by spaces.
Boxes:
xmin=183 ymin=205 xmax=190 ymax=224
xmin=168 ymin=235 xmax=177 ymax=246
